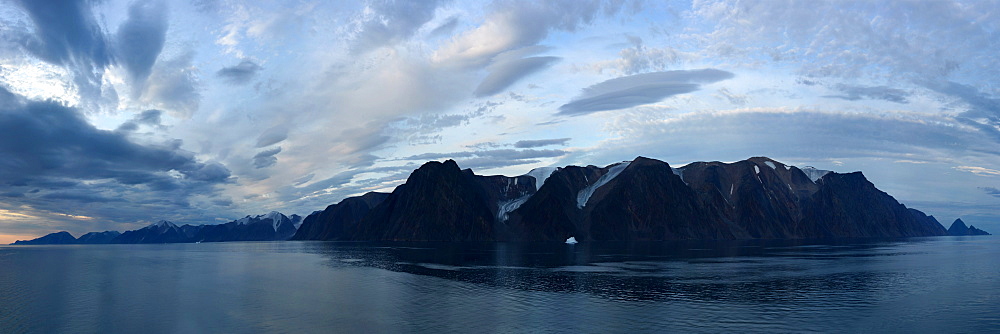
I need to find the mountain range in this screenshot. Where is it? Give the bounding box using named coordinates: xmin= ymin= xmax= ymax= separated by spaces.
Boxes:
xmin=12 ymin=212 xmax=301 ymax=245
xmin=291 ymin=156 xmax=976 ymax=242
xmin=13 ymin=156 xmax=993 ymax=245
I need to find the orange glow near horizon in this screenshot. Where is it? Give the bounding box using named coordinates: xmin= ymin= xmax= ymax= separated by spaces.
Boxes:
xmin=0 ymin=234 xmax=40 ymax=245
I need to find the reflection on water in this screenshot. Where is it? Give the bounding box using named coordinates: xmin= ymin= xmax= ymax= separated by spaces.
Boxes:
xmin=0 ymin=237 xmax=998 ymax=333
xmin=303 ymin=240 xmax=916 ymax=304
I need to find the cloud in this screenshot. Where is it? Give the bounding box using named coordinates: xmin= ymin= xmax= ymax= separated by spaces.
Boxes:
xmin=255 ymin=125 xmax=288 ymax=147
xmin=825 ymin=84 xmax=909 ymax=103
xmin=433 ymin=0 xmax=626 ymax=67
xmin=0 ymin=87 xmax=231 ymax=229
xmin=390 ymin=101 xmax=500 ymax=144
xmin=592 ymin=35 xmax=693 ymax=75
xmin=514 ymin=138 xmax=570 ymax=148
xmin=351 ymin=0 xmax=443 ymax=53
xmin=116 ymin=109 xmax=164 ymax=132
xmin=216 ymin=60 xmax=262 ymax=85
xmin=559 ymin=108 xmax=1000 ymax=170
xmin=115 ymin=0 xmax=169 ymax=96
xmin=955 ymin=166 xmax=1000 ymax=177
xmin=690 ymin=1 xmax=1000 ymax=87
xmin=12 ymin=0 xmax=114 ymax=106
xmin=558 ymin=69 xmax=734 ymax=115
xmin=923 ymin=80 xmax=1000 ymax=120
xmin=980 ymin=187 xmax=1000 ymax=198
xmin=141 ymin=52 xmax=200 ymax=118
xmin=400 ymin=148 xmax=567 ymax=170
xmin=715 ymin=88 xmax=747 ymax=105
xmin=428 ymin=16 xmax=459 ymax=37
xmin=474 ymin=56 xmax=560 ymax=97
xmin=252 ymin=147 xmax=282 ymax=169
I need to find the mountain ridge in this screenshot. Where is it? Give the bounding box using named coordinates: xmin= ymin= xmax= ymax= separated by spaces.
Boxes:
xmin=13 ymin=156 xmax=991 ymax=245
xmin=294 ymin=156 xmax=963 ymax=242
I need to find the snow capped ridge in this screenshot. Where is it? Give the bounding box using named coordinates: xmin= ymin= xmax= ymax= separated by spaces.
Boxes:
xmin=262 ymin=211 xmax=286 ymax=231
xmin=234 ymin=211 xmax=289 ymax=232
xmin=577 ymin=161 xmax=630 ymax=208
xmin=524 ymin=167 xmax=558 ymax=191
xmin=800 ymin=166 xmax=831 ymax=183
xmin=235 ymin=216 xmax=253 ymax=225
xmin=149 ymin=220 xmax=177 ymax=229
xmin=263 ymin=211 xmax=283 ymax=221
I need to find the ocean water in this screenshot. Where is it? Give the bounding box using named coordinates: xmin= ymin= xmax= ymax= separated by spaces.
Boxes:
xmin=0 ymin=237 xmax=997 ymax=333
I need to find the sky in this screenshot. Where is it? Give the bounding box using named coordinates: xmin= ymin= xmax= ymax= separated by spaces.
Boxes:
xmin=1 ymin=0 xmax=999 ymax=243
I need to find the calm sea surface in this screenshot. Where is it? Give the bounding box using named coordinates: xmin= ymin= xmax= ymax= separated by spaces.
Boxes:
xmin=0 ymin=237 xmax=997 ymax=333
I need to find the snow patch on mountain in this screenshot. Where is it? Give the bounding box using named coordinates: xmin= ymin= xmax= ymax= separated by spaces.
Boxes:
xmin=149 ymin=220 xmax=177 ymax=229
xmin=497 ymin=194 xmax=531 ymax=222
xmin=671 ymin=167 xmax=687 ymax=184
xmin=525 ymin=167 xmax=558 ymax=191
xmin=263 ymin=211 xmax=285 ymax=231
xmin=577 ymin=161 xmax=629 ymax=208
xmin=234 ymin=211 xmax=288 ymax=232
xmin=764 ymin=161 xmax=776 ymax=169
xmin=801 ymin=166 xmax=831 ymax=183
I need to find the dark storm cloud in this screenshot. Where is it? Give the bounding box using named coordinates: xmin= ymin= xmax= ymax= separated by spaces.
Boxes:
xmin=825 ymin=84 xmax=910 ymax=103
xmin=216 ymin=60 xmax=262 ymax=85
xmin=474 ymin=56 xmax=560 ymax=97
xmin=0 ymin=87 xmax=231 ymax=223
xmin=352 ymin=0 xmax=442 ymax=53
xmin=116 ymin=0 xmax=168 ymax=94
xmin=558 ymin=69 xmax=734 ymax=116
xmin=514 ymin=138 xmax=570 ymax=148
xmin=252 ymin=147 xmax=282 ymax=169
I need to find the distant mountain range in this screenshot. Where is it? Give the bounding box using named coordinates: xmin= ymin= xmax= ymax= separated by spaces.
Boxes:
xmin=13 ymin=156 xmax=993 ymax=245
xmin=12 ymin=212 xmax=301 ymax=245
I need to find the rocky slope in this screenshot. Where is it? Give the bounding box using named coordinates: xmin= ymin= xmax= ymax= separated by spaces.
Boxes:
xmin=947 ymin=218 xmax=992 ymax=236
xmin=295 ymin=156 xmax=952 ymax=242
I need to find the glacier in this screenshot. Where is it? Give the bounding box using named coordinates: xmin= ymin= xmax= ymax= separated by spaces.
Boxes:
xmin=577 ymin=161 xmax=630 ymax=208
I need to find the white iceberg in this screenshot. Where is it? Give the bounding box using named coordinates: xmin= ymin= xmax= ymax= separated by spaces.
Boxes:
xmin=565 ymin=236 xmax=578 ymax=244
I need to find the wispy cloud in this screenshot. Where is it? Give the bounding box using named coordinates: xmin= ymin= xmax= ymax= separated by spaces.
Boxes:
xmin=514 ymin=138 xmax=570 ymax=148
xmin=558 ymin=69 xmax=734 ymax=116
xmin=955 ymin=166 xmax=1000 ymax=177
xmin=824 ymin=84 xmax=909 ymax=103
